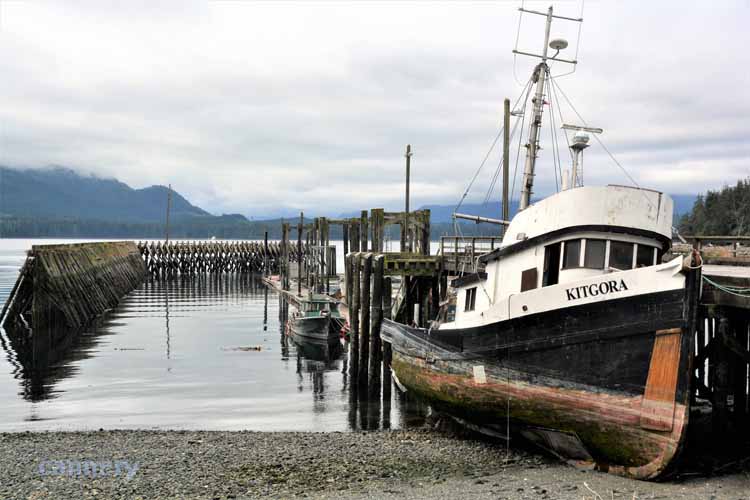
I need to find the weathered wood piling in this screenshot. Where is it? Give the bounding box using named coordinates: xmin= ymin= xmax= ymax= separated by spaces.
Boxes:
xmin=2 ymin=242 xmax=146 ymax=332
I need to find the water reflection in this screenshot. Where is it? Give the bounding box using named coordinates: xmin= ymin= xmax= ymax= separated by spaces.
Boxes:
xmin=0 ymin=272 xmax=429 ymax=431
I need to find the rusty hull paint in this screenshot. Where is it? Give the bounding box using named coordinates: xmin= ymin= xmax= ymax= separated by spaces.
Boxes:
xmin=391 ymin=341 xmax=689 ymax=480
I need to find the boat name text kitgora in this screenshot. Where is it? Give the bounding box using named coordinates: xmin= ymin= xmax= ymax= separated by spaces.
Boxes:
xmin=565 ymin=280 xmax=629 ymax=301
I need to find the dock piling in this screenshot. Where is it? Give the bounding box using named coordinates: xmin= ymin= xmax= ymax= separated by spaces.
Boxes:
xmin=359 ymin=253 xmax=372 ymax=385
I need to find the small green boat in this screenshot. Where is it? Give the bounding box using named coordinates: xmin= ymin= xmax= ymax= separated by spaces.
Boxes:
xmin=287 ymin=295 xmax=345 ymax=350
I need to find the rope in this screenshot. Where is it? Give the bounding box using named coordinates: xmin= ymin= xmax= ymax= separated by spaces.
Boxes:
xmin=703 ymin=275 xmax=750 ymax=296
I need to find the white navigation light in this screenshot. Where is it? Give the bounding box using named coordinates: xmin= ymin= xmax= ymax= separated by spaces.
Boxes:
xmin=549 ymin=38 xmax=568 ymax=51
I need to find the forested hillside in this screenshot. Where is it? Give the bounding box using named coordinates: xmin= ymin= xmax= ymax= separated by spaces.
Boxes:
xmin=0 ymin=166 xmax=208 ymax=222
xmin=678 ymin=179 xmax=750 ymax=236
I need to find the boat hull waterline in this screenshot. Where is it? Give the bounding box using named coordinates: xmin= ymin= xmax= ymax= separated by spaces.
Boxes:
xmin=381 ymin=269 xmax=700 ymax=480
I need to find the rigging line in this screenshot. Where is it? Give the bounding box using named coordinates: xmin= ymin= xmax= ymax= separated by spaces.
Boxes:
xmin=549 ymin=76 xmax=574 ymax=164
xmin=455 ymin=76 xmax=533 ymax=214
xmin=483 ymin=114 xmax=523 ymax=205
xmin=484 ymin=115 xmax=523 ymax=205
xmin=512 ymin=0 xmax=526 ymax=86
xmin=549 ymin=71 xmax=567 ymax=189
xmin=511 ymin=75 xmax=535 ymax=202
xmin=510 ymin=97 xmax=527 ymax=208
xmin=547 ymin=90 xmax=560 ymax=193
xmin=549 ymin=76 xmax=658 ymax=211
xmin=545 ymin=73 xmax=562 ymax=192
xmin=510 ymin=77 xmax=535 ymax=204
xmin=574 ymin=0 xmax=585 ymax=61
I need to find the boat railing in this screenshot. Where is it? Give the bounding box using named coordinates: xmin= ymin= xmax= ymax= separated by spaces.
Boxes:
xmin=440 ymin=236 xmax=502 ymax=273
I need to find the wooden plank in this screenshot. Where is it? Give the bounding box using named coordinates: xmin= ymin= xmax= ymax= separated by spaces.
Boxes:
xmin=640 ymin=327 xmax=682 ymax=431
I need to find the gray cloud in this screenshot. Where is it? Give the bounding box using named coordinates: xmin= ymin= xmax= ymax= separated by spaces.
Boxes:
xmin=0 ymin=1 xmax=747 ymax=218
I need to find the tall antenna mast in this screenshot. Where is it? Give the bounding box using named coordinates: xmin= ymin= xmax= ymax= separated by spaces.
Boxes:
xmin=514 ymin=4 xmax=582 ymax=210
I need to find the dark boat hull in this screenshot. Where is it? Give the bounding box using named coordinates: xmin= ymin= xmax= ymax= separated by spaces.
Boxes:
xmin=381 ymin=270 xmax=700 ymax=480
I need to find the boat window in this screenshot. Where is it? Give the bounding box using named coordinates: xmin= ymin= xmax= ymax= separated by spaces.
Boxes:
xmin=636 ymin=244 xmax=655 ymax=268
xmin=464 ymin=287 xmax=477 ymax=312
xmin=583 ymin=239 xmax=606 ymax=269
xmin=542 ymin=243 xmax=561 ymax=287
xmin=562 ymin=239 xmax=581 ymax=269
xmin=521 ymin=268 xmax=538 ymax=292
xmin=609 ymin=241 xmax=634 ymax=270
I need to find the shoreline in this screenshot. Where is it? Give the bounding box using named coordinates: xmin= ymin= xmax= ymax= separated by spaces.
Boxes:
xmin=1 ymin=428 xmax=748 ymax=499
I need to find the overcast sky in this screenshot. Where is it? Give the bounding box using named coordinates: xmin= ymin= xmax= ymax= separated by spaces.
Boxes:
xmin=1 ymin=1 xmax=748 ymax=218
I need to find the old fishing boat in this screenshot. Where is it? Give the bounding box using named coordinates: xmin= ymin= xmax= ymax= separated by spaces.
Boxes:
xmin=287 ymin=294 xmax=345 ymax=350
xmin=381 ymin=5 xmax=701 ymax=480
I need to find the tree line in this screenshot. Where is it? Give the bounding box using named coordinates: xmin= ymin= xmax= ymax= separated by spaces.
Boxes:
xmin=0 ymin=215 xmax=503 ymax=241
xmin=678 ymin=178 xmax=750 ymax=236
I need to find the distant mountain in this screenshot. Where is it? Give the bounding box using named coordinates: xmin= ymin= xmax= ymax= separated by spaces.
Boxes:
xmin=671 ymin=194 xmax=697 ymax=216
xmin=0 ymin=166 xmax=210 ymax=223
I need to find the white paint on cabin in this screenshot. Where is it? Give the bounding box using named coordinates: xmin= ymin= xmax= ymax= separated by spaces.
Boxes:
xmin=500 ymin=185 xmax=672 ymax=246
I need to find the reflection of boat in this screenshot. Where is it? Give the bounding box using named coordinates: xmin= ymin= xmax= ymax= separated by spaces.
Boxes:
xmin=294 ymin=337 xmax=344 ymax=362
xmin=381 ymin=6 xmax=701 ymax=481
xmin=287 ymin=295 xmax=345 ymax=348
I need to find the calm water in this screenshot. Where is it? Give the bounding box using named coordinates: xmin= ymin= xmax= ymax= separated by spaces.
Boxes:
xmin=0 ymin=239 xmax=429 ymax=431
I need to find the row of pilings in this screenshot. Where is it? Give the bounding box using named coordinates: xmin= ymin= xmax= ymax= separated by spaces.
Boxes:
xmin=137 ymin=239 xmax=313 ymax=277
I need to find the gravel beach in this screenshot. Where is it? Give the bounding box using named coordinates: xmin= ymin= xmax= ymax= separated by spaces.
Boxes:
xmin=1 ymin=428 xmax=748 ymax=500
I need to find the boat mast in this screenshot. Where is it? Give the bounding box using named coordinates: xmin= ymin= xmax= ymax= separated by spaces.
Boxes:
xmin=519 ymin=6 xmax=553 ymax=211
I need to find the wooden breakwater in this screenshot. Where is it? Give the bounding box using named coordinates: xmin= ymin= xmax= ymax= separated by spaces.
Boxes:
xmin=136 ymin=240 xmax=334 ymax=277
xmin=1 ymin=241 xmax=146 ymax=332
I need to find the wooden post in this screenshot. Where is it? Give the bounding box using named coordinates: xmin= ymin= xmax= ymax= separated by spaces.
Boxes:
xmin=350 ymin=219 xmax=360 ymax=253
xmin=404 ymin=144 xmax=412 ymax=252
xmin=298 ymin=212 xmax=303 ymax=297
xmin=350 ymin=253 xmax=361 ymax=379
xmin=713 ymin=312 xmax=731 ymax=438
xmin=305 ymin=231 xmax=311 ymax=289
xmin=165 ymin=183 xmax=172 ymax=243
xmin=502 ymin=98 xmax=510 ymax=236
xmin=322 ymin=217 xmax=330 ymax=293
xmin=360 ymin=210 xmax=369 ymax=252
xmin=404 ymin=275 xmax=414 ymax=325
xmin=430 ymin=275 xmax=440 ymax=326
xmin=282 ymin=222 xmax=290 ymax=291
xmin=419 ymin=278 xmax=429 ymax=327
xmin=422 ymin=209 xmax=431 ymax=256
xmin=731 ymin=311 xmax=748 ymax=422
xmin=263 ymin=231 xmax=269 ymax=275
xmin=371 ymin=254 xmax=384 ymax=372
xmin=371 ymin=208 xmax=385 ymax=253
xmin=359 ymin=253 xmax=372 ymax=384
xmin=382 ymin=276 xmax=393 ymax=397
xmin=345 ymin=253 xmax=353 ymax=307
xmin=343 ymin=224 xmax=349 ymax=258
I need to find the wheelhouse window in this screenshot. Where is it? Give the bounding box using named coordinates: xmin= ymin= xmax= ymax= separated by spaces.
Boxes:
xmin=562 ymin=239 xmax=582 ymax=269
xmin=636 ymin=244 xmax=656 ymax=268
xmin=583 ymin=239 xmax=606 ymax=269
xmin=609 ymin=241 xmax=634 ymax=270
xmin=542 ymin=243 xmax=561 ymax=287
xmin=464 ymin=287 xmax=477 ymax=312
